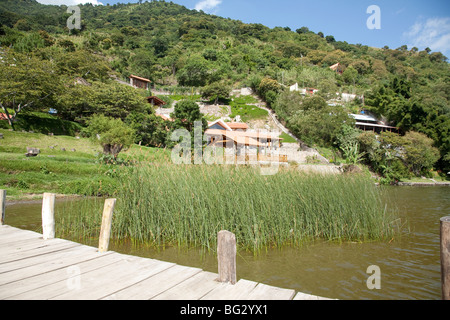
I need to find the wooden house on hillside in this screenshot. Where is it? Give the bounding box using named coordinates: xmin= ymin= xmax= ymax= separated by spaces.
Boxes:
xmin=130 ymin=75 xmax=151 ymax=90
xmin=350 ymin=113 xmax=399 ymax=133
xmin=147 ymin=96 xmax=166 ymax=107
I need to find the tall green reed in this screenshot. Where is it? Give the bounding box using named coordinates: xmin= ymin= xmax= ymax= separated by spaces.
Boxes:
xmin=109 ymin=163 xmax=399 ymax=252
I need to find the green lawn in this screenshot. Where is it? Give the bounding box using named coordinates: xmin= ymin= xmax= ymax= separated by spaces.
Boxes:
xmin=279 ymin=133 xmax=297 ymax=143
xmin=0 ymin=129 xmax=169 ymax=200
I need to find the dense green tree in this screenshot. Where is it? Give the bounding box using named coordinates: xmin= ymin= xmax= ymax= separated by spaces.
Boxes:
xmin=0 ymin=49 xmax=59 ymax=130
xmin=201 ymin=82 xmax=231 ymax=104
xmin=85 ymin=114 xmax=135 ymax=158
xmin=171 ymin=100 xmax=207 ymax=132
xmin=176 ymin=56 xmax=210 ymax=87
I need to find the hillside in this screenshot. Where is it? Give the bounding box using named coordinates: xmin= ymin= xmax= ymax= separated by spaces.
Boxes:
xmin=0 ymin=0 xmax=449 ymax=179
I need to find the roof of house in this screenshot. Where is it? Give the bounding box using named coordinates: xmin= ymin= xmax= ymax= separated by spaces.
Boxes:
xmin=205 ymin=129 xmax=282 ymax=141
xmin=355 ymin=122 xmax=398 ymax=130
xmin=147 ymin=96 xmax=166 ymax=106
xmin=350 ymin=113 xmax=378 ymax=123
xmin=227 ymin=122 xmax=249 ymax=130
xmin=330 ymin=63 xmax=341 ymax=71
xmin=207 ymin=119 xmax=233 ymax=131
xmin=156 ymin=114 xmax=173 ymax=121
xmin=130 ymin=74 xmax=151 ymax=83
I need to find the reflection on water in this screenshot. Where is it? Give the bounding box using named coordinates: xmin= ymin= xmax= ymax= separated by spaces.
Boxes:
xmin=3 ymin=186 xmax=449 ymax=300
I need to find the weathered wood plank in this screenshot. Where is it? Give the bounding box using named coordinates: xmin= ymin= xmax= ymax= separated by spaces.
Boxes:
xmin=0 ymin=239 xmax=80 ymax=264
xmin=103 ymin=265 xmax=202 ymax=300
xmin=50 ymin=255 xmax=176 ymax=300
xmin=0 ymin=227 xmax=42 ymax=242
xmin=152 ymin=271 xmax=221 ymax=300
xmin=0 ymin=246 xmax=100 ymax=284
xmin=243 ymin=283 xmax=296 ymax=300
xmin=1 ymin=252 xmax=120 ymax=300
xmin=0 ymin=236 xmax=69 ymax=254
xmin=201 ymin=279 xmax=258 ymax=300
xmin=293 ymin=292 xmax=333 ymax=300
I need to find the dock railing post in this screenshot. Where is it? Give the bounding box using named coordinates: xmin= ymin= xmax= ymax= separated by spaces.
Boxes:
xmin=0 ymin=190 xmax=6 ymax=225
xmin=441 ymin=216 xmax=450 ymax=300
xmin=217 ymin=230 xmax=237 ymax=285
xmin=42 ymin=193 xmax=56 ymax=240
xmin=98 ymin=198 xmax=116 ymax=253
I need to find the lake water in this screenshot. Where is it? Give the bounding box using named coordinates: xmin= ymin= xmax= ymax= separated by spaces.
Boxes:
xmin=3 ymin=186 xmax=449 ymax=300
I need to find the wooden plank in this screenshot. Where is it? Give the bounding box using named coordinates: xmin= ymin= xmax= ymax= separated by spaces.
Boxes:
xmin=0 ymin=228 xmax=42 ymax=242
xmin=243 ymin=283 xmax=296 ymax=300
xmin=2 ymin=252 xmax=121 ymax=300
xmin=0 ymin=246 xmax=101 ymax=285
xmin=0 ymin=236 xmax=69 ymax=254
xmin=0 ymin=239 xmax=80 ymax=264
xmin=103 ymin=265 xmax=202 ymax=300
xmin=50 ymin=255 xmax=176 ymax=300
xmin=293 ymin=292 xmax=333 ymax=300
xmin=0 ymin=235 xmax=46 ymax=249
xmin=152 ymin=271 xmax=221 ymax=300
xmin=201 ymin=279 xmax=258 ymax=300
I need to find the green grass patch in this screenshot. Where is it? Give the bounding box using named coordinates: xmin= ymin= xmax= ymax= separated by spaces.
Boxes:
xmin=0 ymin=129 xmax=168 ymax=199
xmin=279 ymin=133 xmax=297 ymax=143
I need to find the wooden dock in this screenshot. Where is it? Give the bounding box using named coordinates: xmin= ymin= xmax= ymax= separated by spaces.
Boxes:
xmin=0 ymin=225 xmax=330 ymax=300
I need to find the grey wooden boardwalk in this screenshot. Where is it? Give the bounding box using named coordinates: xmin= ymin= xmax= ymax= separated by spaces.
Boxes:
xmin=0 ymin=225 xmax=330 ymax=300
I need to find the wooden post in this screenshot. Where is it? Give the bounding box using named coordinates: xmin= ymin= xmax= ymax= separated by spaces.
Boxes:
xmin=0 ymin=190 xmax=6 ymax=225
xmin=217 ymin=230 xmax=237 ymax=285
xmin=42 ymin=193 xmax=56 ymax=240
xmin=441 ymin=216 xmax=450 ymax=300
xmin=98 ymin=198 xmax=116 ymax=253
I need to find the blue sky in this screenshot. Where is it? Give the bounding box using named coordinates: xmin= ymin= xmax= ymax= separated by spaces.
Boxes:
xmin=37 ymin=0 xmax=450 ymax=57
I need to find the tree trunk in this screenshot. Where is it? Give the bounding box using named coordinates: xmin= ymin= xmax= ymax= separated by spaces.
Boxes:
xmin=1 ymin=106 xmax=15 ymax=131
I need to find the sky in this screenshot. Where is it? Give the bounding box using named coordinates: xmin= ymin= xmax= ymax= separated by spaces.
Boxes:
xmin=36 ymin=0 xmax=450 ymax=58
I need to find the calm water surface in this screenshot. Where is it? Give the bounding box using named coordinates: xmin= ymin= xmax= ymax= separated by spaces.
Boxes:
xmin=4 ymin=186 xmax=449 ymax=300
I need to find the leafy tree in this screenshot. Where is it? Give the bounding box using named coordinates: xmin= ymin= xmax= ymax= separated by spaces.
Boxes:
xmin=402 ymin=131 xmax=440 ymax=176
xmin=287 ymin=96 xmax=352 ymax=146
xmin=125 ymin=112 xmax=169 ymax=147
xmin=342 ymin=66 xmax=358 ymax=85
xmin=176 ymin=56 xmax=210 ymax=87
xmin=85 ymin=114 xmax=135 ymax=158
xmin=0 ymin=49 xmax=59 ymax=130
xmin=171 ymin=100 xmax=207 ymax=132
xmin=201 ymin=82 xmax=231 ymax=104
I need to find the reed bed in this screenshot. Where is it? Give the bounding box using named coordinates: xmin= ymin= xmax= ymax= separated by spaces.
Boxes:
xmin=58 ymin=163 xmax=399 ymax=252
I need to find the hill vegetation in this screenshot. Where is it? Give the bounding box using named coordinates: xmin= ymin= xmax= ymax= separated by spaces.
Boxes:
xmin=0 ymin=0 xmax=449 ymax=181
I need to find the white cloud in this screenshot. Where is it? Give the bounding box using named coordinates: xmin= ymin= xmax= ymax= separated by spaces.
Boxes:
xmin=194 ymin=0 xmax=222 ymax=13
xmin=403 ymin=17 xmax=450 ymax=55
xmin=36 ymin=0 xmax=103 ymax=5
